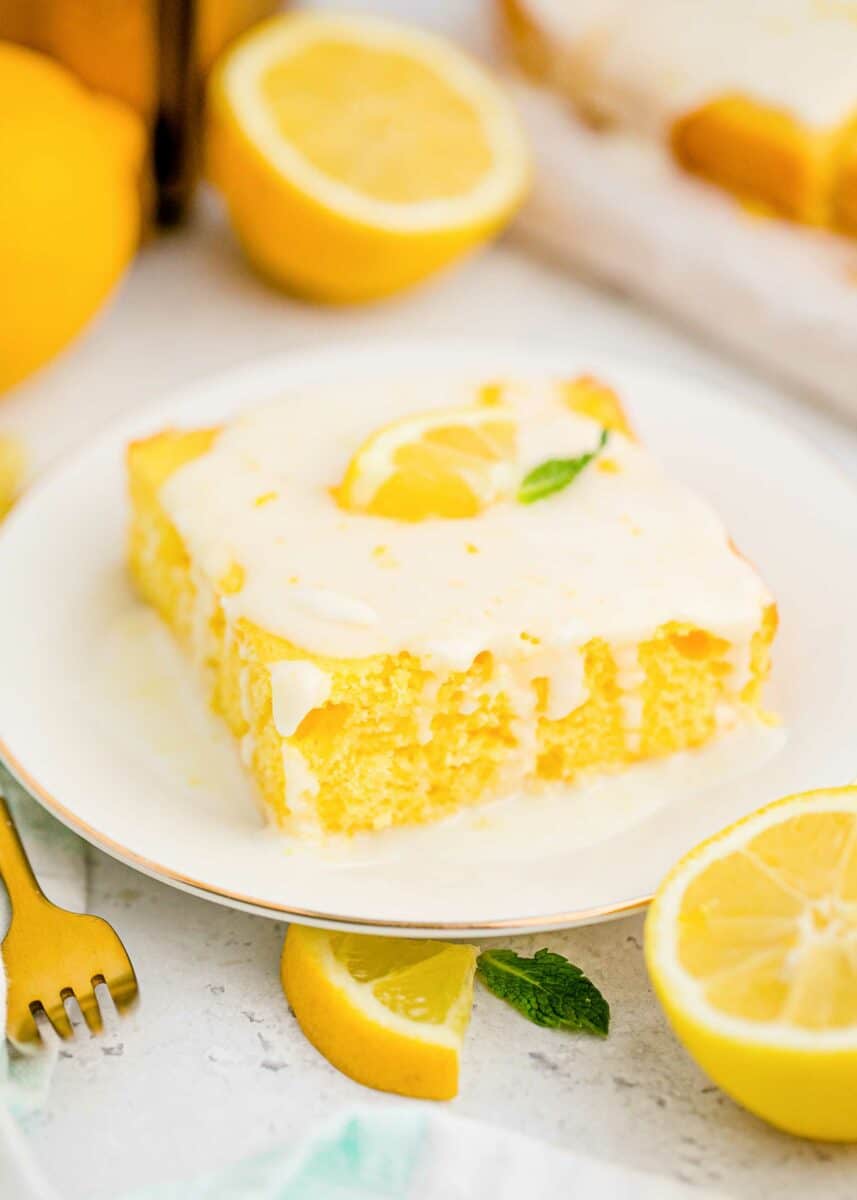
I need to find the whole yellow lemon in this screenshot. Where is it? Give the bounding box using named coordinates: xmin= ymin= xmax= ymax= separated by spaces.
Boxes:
xmin=0 ymin=44 xmax=144 ymax=393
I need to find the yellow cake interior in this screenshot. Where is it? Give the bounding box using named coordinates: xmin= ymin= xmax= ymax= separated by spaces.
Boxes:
xmin=127 ymin=377 xmax=776 ymax=837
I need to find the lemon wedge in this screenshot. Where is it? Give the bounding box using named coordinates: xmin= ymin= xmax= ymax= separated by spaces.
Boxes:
xmin=282 ymin=925 xmax=478 ymax=1099
xmin=645 ymin=787 xmax=857 ymax=1141
xmin=338 ymin=403 xmax=518 ymax=521
xmin=206 ymin=12 xmax=530 ymax=301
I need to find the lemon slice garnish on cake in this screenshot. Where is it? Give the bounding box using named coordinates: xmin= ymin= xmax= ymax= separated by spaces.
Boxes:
xmin=282 ymin=925 xmax=478 ymax=1099
xmin=646 ymin=787 xmax=857 ymax=1141
xmin=206 ymin=12 xmax=530 ymax=301
xmin=338 ymin=405 xmax=518 ymax=521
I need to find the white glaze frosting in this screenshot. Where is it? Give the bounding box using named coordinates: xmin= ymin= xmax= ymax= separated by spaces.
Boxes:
xmin=159 ymin=375 xmax=771 ymax=706
xmin=523 ymin=0 xmax=857 ymax=131
xmin=280 ymin=745 xmax=320 ymax=825
xmin=269 ymin=660 xmax=332 ymax=736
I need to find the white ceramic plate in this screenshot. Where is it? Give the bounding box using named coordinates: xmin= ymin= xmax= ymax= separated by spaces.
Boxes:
xmin=2 ymin=342 xmax=856 ymax=936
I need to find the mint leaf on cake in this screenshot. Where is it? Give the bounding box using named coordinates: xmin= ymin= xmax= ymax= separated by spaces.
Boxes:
xmin=477 ymin=948 xmax=609 ymax=1036
xmin=518 ymin=428 xmax=609 ymax=504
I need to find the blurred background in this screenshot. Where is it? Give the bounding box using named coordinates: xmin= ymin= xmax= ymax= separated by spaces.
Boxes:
xmin=2 ymin=0 xmax=857 ymax=482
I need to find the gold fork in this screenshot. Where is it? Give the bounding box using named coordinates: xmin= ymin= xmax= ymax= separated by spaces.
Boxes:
xmin=0 ymin=792 xmax=138 ymax=1043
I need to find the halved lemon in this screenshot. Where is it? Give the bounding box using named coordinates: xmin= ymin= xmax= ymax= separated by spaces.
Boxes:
xmin=338 ymin=404 xmax=518 ymax=521
xmin=206 ymin=12 xmax=530 ymax=301
xmin=282 ymin=925 xmax=478 ymax=1100
xmin=645 ymin=787 xmax=857 ymax=1141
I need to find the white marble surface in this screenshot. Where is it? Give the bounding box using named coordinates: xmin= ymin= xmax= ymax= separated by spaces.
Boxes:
xmin=5 ymin=2 xmax=857 ymax=1194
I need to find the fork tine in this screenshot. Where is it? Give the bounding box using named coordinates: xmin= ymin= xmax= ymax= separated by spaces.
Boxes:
xmin=41 ymin=998 xmax=74 ymax=1041
xmin=105 ymin=970 xmax=140 ymax=1016
xmin=77 ymin=988 xmax=104 ymax=1035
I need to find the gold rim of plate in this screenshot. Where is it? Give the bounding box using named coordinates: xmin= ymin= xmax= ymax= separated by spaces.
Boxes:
xmin=0 ymin=737 xmax=650 ymax=933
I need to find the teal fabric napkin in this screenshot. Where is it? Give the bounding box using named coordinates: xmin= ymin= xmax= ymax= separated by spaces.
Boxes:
xmin=129 ymin=1108 xmax=427 ymax=1200
xmin=127 ymin=1106 xmax=732 ymax=1200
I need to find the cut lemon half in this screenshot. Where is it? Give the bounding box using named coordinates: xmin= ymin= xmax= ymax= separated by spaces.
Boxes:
xmin=338 ymin=404 xmax=518 ymax=521
xmin=206 ymin=12 xmax=530 ymax=301
xmin=282 ymin=925 xmax=478 ymax=1100
xmin=645 ymin=787 xmax=857 ymax=1141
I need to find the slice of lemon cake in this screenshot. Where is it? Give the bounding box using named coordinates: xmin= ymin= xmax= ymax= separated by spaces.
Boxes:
xmin=127 ymin=374 xmax=776 ymax=836
xmin=499 ymin=0 xmax=857 ymax=235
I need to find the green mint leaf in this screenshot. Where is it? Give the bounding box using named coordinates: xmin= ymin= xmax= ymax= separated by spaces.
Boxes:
xmin=518 ymin=428 xmax=609 ymax=505
xmin=476 ymin=947 xmax=610 ymax=1036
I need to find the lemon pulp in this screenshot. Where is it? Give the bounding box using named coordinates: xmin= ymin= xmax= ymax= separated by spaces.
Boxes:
xmin=282 ymin=925 xmax=477 ymax=1100
xmin=338 ymin=404 xmax=518 ymax=521
xmin=646 ymin=787 xmax=857 ymax=1140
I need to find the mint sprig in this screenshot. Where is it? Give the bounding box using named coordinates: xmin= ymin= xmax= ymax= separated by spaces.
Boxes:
xmin=518 ymin=429 xmax=609 ymax=505
xmin=477 ymin=948 xmax=609 ymax=1036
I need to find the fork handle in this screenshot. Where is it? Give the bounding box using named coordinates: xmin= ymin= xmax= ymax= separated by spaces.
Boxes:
xmin=0 ymin=793 xmax=46 ymax=916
